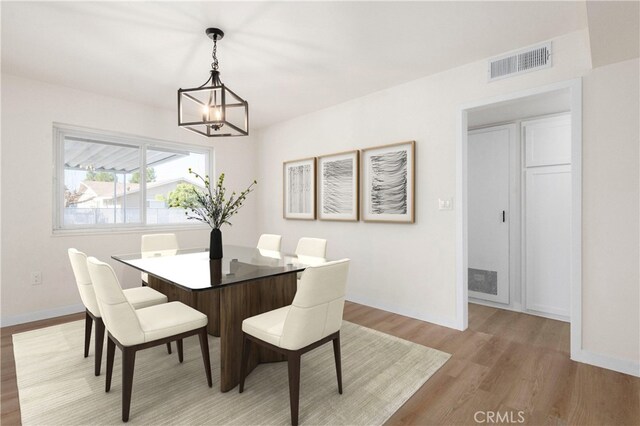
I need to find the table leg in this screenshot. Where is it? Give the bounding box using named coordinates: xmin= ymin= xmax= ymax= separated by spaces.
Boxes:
xmin=196 ymin=290 xmax=220 ymax=337
xmin=219 ymin=273 xmax=297 ymax=392
xmin=147 ymin=276 xmax=221 ymax=337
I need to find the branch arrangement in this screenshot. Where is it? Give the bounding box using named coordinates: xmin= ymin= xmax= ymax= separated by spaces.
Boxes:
xmin=177 ymin=169 xmax=257 ymax=229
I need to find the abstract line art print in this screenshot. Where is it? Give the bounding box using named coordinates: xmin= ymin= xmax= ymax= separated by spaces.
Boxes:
xmin=317 ymin=150 xmax=359 ymax=221
xmin=283 ymin=157 xmax=316 ymax=220
xmin=362 ymin=141 xmax=415 ymax=223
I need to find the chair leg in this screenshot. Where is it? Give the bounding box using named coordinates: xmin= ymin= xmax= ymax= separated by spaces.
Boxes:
xmin=198 ymin=328 xmax=213 ymax=388
xmin=94 ymin=318 xmax=105 ymax=376
xmin=177 ymin=339 xmax=184 ymax=363
xmin=287 ymin=353 xmax=301 ymax=426
xmin=106 ymin=337 xmax=116 ymax=392
xmin=239 ymin=335 xmax=251 ymax=393
xmin=122 ymin=347 xmax=136 ymax=422
xmin=332 ymin=333 xmax=343 ymax=394
xmin=166 ymin=342 xmax=172 ymax=354
xmin=84 ymin=311 xmax=93 ymax=358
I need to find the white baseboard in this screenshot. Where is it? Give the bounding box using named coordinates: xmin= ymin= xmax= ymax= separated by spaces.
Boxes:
xmin=346 ymin=295 xmax=462 ymax=330
xmin=469 ymin=299 xmax=569 ymax=323
xmin=0 ymin=304 xmax=85 ymax=328
xmin=523 ymin=308 xmax=570 ymax=323
xmin=572 ymin=349 xmax=640 ymax=378
xmin=469 ymin=298 xmax=523 ymax=313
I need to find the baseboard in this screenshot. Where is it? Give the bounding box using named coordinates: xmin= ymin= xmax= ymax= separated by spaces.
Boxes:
xmin=469 ymin=298 xmax=523 ymax=313
xmin=346 ymin=295 xmax=462 ymax=330
xmin=0 ymin=304 xmax=85 ymax=328
xmin=469 ymin=299 xmax=569 ymax=323
xmin=572 ymin=348 xmax=640 ymax=377
xmin=523 ymin=308 xmax=569 ymax=323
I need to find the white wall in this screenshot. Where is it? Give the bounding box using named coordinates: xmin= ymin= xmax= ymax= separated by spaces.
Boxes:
xmin=256 ymin=29 xmax=640 ymax=371
xmin=256 ymin=30 xmax=592 ymax=328
xmin=582 ymin=58 xmax=639 ymax=364
xmin=0 ymin=74 xmax=259 ymax=325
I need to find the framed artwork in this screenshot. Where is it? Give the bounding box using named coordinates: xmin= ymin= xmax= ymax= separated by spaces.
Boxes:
xmin=361 ymin=141 xmax=415 ymax=223
xmin=283 ymin=157 xmax=316 ymax=220
xmin=317 ymin=150 xmax=359 ymax=221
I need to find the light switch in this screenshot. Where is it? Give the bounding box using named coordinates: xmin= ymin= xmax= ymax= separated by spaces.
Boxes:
xmin=438 ymin=198 xmax=453 ymax=210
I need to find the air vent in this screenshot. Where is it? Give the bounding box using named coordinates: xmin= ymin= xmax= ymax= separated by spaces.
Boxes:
xmin=488 ymin=42 xmax=552 ymax=81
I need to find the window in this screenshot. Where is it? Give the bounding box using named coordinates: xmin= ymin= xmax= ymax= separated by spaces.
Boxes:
xmin=54 ymin=124 xmax=212 ymax=231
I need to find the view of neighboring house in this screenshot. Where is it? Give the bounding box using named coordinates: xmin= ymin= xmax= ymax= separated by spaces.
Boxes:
xmin=65 ymin=178 xmax=204 ymax=225
xmin=72 ymin=180 xmax=140 ymax=208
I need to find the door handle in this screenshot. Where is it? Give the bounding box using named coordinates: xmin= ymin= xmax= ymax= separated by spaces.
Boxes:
xmin=502 ymin=211 xmax=506 ymax=223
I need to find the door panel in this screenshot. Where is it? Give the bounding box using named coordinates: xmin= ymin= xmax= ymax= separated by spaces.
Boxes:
xmin=468 ymin=126 xmax=511 ymax=304
xmin=525 ymin=165 xmax=571 ymax=318
xmin=524 ymin=115 xmax=571 ymax=167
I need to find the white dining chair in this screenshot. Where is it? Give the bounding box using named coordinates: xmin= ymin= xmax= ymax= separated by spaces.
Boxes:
xmin=68 ymin=248 xmax=170 ymax=376
xmin=87 ymin=256 xmax=212 ymax=423
xmin=140 ymin=233 xmax=179 ymax=285
xmin=295 ymin=237 xmax=327 ymax=259
xmin=294 ymin=238 xmax=327 ymax=280
xmin=239 ymin=259 xmax=350 ymax=426
xmin=256 ymin=234 xmax=282 ymax=252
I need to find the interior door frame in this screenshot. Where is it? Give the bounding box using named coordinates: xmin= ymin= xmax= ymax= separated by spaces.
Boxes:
xmin=455 ymin=78 xmax=582 ymax=362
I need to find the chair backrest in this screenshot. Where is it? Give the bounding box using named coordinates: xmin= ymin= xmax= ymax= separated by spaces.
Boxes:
xmin=257 ymin=234 xmax=282 ymax=252
xmin=86 ymin=257 xmax=144 ymax=346
xmin=141 ymin=233 xmax=178 ymax=257
xmin=280 ymin=259 xmax=349 ymax=350
xmin=294 ymin=237 xmax=327 ymax=259
xmin=68 ymin=248 xmax=101 ymax=317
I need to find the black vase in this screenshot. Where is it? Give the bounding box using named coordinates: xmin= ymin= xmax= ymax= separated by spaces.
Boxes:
xmin=209 ymin=228 xmax=223 ymax=260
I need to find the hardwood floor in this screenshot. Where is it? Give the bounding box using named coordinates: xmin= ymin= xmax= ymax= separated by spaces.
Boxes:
xmin=344 ymin=302 xmax=638 ymax=426
xmin=2 ymin=303 xmax=638 ymax=425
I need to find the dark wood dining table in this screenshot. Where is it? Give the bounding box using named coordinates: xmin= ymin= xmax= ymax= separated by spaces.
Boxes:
xmin=112 ymin=245 xmax=311 ymax=392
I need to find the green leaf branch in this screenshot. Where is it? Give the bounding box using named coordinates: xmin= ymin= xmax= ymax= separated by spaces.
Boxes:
xmin=172 ymin=169 xmax=257 ymax=229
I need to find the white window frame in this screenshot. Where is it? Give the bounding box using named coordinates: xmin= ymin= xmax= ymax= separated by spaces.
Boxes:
xmin=53 ymin=123 xmax=214 ymax=235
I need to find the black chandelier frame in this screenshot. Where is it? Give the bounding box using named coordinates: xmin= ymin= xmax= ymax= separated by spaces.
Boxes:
xmin=178 ymin=28 xmax=249 ymax=137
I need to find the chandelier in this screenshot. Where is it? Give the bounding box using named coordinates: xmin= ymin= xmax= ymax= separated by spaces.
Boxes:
xmin=178 ymin=28 xmax=249 ymax=137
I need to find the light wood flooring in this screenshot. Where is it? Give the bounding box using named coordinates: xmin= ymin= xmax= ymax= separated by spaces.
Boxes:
xmin=1 ymin=303 xmax=638 ymax=425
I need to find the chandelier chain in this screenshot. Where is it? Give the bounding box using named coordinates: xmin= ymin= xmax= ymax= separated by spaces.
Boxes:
xmin=211 ymin=38 xmax=219 ymax=71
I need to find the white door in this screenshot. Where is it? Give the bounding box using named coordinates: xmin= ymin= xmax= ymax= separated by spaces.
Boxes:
xmin=524 ymin=165 xmax=571 ymax=318
xmin=523 ymin=114 xmax=571 ymax=320
xmin=467 ymin=125 xmax=512 ymax=304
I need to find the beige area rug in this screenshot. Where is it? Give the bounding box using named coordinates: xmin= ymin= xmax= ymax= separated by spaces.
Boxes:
xmin=13 ymin=320 xmax=449 ymax=425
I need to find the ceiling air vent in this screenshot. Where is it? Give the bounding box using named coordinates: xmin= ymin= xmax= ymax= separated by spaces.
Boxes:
xmin=488 ymin=42 xmax=552 ymax=82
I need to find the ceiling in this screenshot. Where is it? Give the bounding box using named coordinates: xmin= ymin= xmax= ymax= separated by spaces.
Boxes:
xmin=1 ymin=1 xmax=590 ymax=130
xmin=586 ymin=0 xmax=640 ymax=68
xmin=467 ymin=89 xmax=570 ymax=128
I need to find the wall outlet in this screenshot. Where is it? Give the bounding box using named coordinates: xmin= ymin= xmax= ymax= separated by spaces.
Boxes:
xmin=438 ymin=198 xmax=453 ymax=210
xmin=30 ymin=271 xmax=42 ymax=285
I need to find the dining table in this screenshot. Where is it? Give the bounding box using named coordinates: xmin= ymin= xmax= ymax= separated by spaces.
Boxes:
xmin=112 ymin=245 xmax=314 ymax=392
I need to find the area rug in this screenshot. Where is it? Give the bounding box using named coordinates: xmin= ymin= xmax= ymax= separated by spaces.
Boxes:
xmin=13 ymin=320 xmax=449 ymax=425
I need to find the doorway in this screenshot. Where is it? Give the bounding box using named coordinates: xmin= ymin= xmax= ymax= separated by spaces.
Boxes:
xmin=455 ymin=79 xmax=582 ymax=360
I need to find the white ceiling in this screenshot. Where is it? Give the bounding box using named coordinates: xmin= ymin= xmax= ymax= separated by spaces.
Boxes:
xmin=586 ymin=0 xmax=640 ymax=68
xmin=467 ymin=89 xmax=570 ymax=128
xmin=1 ymin=1 xmax=589 ymax=130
